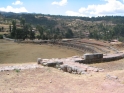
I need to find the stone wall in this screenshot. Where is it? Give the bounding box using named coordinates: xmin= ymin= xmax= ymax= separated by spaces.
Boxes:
xmin=37 ymin=52 xmax=124 ymax=74
xmin=103 ymin=53 xmax=124 ymax=62
xmin=37 ymin=56 xmax=104 ymax=75
xmin=76 ymin=53 xmax=124 ymax=64
xmin=58 ymin=42 xmax=97 ymax=53
xmin=84 ymin=53 xmax=103 ymax=60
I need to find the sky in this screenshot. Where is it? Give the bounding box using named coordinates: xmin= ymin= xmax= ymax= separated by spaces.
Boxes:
xmin=0 ymin=0 xmax=124 ymax=17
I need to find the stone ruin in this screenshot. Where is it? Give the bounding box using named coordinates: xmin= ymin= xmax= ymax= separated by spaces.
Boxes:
xmin=3 ymin=36 xmax=124 ymax=74
xmin=37 ymin=53 xmax=105 ymax=75
xmin=37 ymin=52 xmax=124 ymax=75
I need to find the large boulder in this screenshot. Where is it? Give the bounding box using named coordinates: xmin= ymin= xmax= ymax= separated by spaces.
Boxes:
xmin=71 ymin=66 xmax=78 ymax=73
xmin=46 ymin=62 xmax=57 ymax=67
xmin=56 ymin=61 xmax=63 ymax=68
xmin=47 ymin=61 xmax=63 ymax=67
xmin=77 ymin=68 xmax=84 ymax=74
xmin=37 ymin=58 xmax=42 ymax=64
xmin=67 ymin=66 xmax=72 ymax=73
xmin=56 ymin=61 xmax=63 ymax=65
xmin=42 ymin=62 xmax=48 ymax=66
xmin=60 ymin=64 xmax=68 ymax=72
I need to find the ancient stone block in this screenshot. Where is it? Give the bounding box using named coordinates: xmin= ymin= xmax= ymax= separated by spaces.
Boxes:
xmin=72 ymin=66 xmax=78 ymax=72
xmin=42 ymin=62 xmax=48 ymax=66
xmin=60 ymin=65 xmax=68 ymax=72
xmin=56 ymin=61 xmax=63 ymax=65
xmin=84 ymin=53 xmax=103 ymax=60
xmin=47 ymin=62 xmax=57 ymax=67
xmin=67 ymin=66 xmax=72 ymax=73
xmin=37 ymin=58 xmax=42 ymax=64
xmin=77 ymin=68 xmax=83 ymax=74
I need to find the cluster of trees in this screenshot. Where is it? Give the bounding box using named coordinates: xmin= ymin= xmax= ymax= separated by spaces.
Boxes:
xmin=6 ymin=14 xmax=57 ymax=27
xmin=0 ymin=34 xmax=3 ymax=39
xmin=36 ymin=26 xmax=74 ymax=40
xmin=10 ymin=18 xmax=35 ymax=40
xmin=89 ymin=23 xmax=124 ymax=41
xmin=9 ymin=17 xmax=74 ymax=41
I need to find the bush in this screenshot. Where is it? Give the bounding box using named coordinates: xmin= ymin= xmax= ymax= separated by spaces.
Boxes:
xmin=14 ymin=69 xmax=20 ymax=73
xmin=118 ymin=36 xmax=124 ymax=42
xmin=0 ymin=34 xmax=3 ymax=39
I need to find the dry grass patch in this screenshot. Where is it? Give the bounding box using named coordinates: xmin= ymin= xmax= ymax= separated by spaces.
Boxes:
xmin=0 ymin=32 xmax=9 ymax=35
xmin=90 ymin=58 xmax=124 ymax=71
xmin=0 ymin=40 xmax=83 ymax=64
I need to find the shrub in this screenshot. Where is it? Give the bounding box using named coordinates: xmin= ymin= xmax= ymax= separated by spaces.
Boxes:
xmin=14 ymin=69 xmax=20 ymax=73
xmin=0 ymin=34 xmax=3 ymax=39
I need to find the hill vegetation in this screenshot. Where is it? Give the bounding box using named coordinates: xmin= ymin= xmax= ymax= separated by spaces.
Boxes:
xmin=0 ymin=12 xmax=124 ymax=41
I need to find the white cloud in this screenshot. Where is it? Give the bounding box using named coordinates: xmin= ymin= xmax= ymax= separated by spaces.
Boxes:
xmin=12 ymin=0 xmax=23 ymax=5
xmin=0 ymin=6 xmax=28 ymax=13
xmin=65 ymin=11 xmax=86 ymax=17
xmin=52 ymin=0 xmax=67 ymax=6
xmin=66 ymin=0 xmax=124 ymax=17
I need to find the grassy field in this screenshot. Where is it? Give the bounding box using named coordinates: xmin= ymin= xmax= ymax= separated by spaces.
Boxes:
xmin=0 ymin=39 xmax=83 ymax=64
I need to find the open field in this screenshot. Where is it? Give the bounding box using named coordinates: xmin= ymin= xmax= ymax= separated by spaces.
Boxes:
xmin=0 ymin=32 xmax=9 ymax=35
xmin=0 ymin=24 xmax=9 ymax=28
xmin=0 ymin=39 xmax=83 ymax=64
xmin=0 ymin=24 xmax=9 ymax=31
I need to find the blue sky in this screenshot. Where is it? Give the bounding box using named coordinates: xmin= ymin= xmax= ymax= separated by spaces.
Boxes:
xmin=0 ymin=0 xmax=124 ymax=17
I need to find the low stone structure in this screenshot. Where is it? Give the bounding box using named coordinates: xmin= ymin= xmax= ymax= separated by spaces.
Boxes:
xmin=37 ymin=52 xmax=124 ymax=74
xmin=77 ymin=53 xmax=124 ymax=64
xmin=84 ymin=53 xmax=103 ymax=60
xmin=81 ymin=53 xmax=103 ymax=64
xmin=37 ymin=55 xmax=104 ymax=75
xmin=103 ymin=52 xmax=124 ymax=62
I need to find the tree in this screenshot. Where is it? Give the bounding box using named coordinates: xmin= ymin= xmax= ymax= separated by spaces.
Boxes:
xmin=16 ymin=28 xmax=25 ymax=39
xmin=9 ymin=25 xmax=11 ymax=32
xmin=29 ymin=26 xmax=35 ymax=40
xmin=11 ymin=20 xmax=17 ymax=39
xmin=1 ymin=27 xmax=4 ymax=31
xmin=36 ymin=25 xmax=44 ymax=39
xmin=65 ymin=29 xmax=73 ymax=38
xmin=113 ymin=24 xmax=124 ymax=40
xmin=89 ymin=30 xmax=99 ymax=40
xmin=20 ymin=17 xmax=25 ymax=27
xmin=23 ymin=24 xmax=29 ymax=39
xmin=0 ymin=35 xmax=3 ymax=39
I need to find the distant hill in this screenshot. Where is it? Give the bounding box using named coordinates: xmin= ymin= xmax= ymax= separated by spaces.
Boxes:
xmin=1 ymin=11 xmax=124 ymax=41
